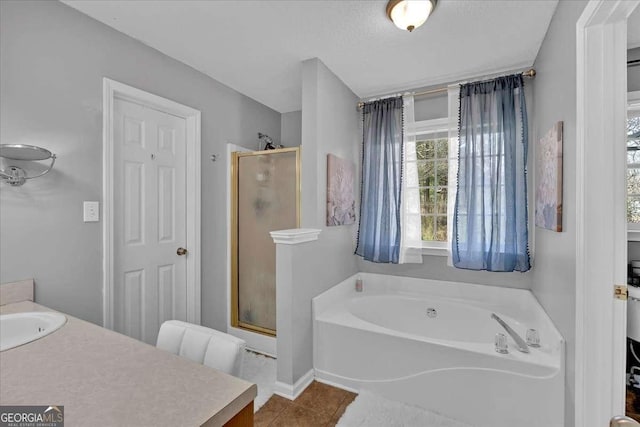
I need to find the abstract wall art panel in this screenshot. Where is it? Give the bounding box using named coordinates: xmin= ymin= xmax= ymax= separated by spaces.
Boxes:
xmin=535 ymin=121 xmax=563 ymax=232
xmin=327 ymin=154 xmax=356 ymax=226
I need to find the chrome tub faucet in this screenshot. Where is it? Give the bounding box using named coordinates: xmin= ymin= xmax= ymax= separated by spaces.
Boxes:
xmin=491 ymin=313 xmax=530 ymax=353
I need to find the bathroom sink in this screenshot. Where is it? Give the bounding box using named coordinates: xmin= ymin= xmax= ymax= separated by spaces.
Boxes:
xmin=0 ymin=312 xmax=67 ymax=351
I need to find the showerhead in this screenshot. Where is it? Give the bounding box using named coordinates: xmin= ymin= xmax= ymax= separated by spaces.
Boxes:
xmin=258 ymin=132 xmax=273 ymax=144
xmin=257 ymin=132 xmax=276 ymax=150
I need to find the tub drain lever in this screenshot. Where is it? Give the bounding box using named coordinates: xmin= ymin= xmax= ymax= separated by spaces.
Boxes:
xmin=491 ymin=313 xmax=530 ymax=353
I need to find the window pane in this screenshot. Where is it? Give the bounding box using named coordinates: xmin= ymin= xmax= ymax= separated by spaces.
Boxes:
xmin=436 ymin=186 xmax=448 ymax=214
xmin=631 ymin=116 xmax=640 ymax=164
xmin=629 ymin=168 xmax=640 ymax=197
xmin=421 ymin=215 xmax=435 ymax=241
xmin=627 ymin=114 xmax=640 ymax=223
xmin=435 ymin=216 xmax=447 ymax=241
xmin=418 ymin=161 xmax=435 ymax=187
xmin=436 ymin=160 xmax=448 ymax=186
xmin=629 ymin=195 xmax=640 ymax=224
xmin=436 ymin=139 xmax=448 ymax=159
xmin=628 ymin=114 xmax=640 ymax=224
xmin=420 ymin=188 xmax=435 ymax=214
xmin=414 ymin=131 xmax=450 ymax=243
xmin=629 ymin=116 xmax=640 ymax=141
xmin=416 ymin=140 xmax=435 ymax=160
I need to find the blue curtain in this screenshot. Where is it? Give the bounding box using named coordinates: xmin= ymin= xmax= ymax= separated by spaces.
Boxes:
xmin=355 ymin=97 xmax=403 ymax=263
xmin=453 ymin=75 xmax=531 ymax=272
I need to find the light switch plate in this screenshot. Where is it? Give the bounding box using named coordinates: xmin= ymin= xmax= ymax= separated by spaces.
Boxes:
xmin=83 ymin=201 xmax=99 ymax=222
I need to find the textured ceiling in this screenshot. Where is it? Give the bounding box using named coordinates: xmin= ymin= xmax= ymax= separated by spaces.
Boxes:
xmin=62 ymin=0 xmax=558 ymax=113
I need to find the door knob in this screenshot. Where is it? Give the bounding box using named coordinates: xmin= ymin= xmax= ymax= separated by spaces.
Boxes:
xmin=177 ymin=247 xmax=188 ymax=256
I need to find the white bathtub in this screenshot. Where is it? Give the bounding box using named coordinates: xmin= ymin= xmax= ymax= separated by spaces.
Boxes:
xmin=313 ymin=273 xmax=564 ymax=427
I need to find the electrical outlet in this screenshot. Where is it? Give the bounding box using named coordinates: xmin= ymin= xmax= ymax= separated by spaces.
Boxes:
xmin=83 ymin=201 xmax=99 ymax=222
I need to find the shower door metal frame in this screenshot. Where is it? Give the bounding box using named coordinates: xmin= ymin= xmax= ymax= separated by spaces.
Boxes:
xmin=230 ymin=146 xmax=301 ymax=336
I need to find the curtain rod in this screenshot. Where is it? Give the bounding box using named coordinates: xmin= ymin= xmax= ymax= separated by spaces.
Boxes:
xmin=357 ymin=68 xmax=537 ymax=110
xmin=629 ymin=59 xmax=640 ymax=68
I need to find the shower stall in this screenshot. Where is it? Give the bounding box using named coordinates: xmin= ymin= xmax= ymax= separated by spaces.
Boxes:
xmin=231 ymin=147 xmax=300 ymax=336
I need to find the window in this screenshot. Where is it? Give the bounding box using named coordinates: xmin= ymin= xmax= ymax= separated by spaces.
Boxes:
xmin=416 ymin=133 xmax=448 ymax=241
xmin=628 ymin=91 xmax=640 ymax=240
xmin=404 ymin=117 xmax=453 ymax=254
xmin=403 ymin=87 xmax=531 ymax=262
xmin=405 ymin=116 xmax=521 ymax=256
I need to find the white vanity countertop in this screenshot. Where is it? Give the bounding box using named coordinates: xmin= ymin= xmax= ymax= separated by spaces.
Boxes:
xmin=0 ymin=301 xmax=256 ymax=426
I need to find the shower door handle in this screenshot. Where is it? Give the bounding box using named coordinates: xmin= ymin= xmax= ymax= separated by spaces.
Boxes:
xmin=177 ymin=247 xmax=188 ymax=256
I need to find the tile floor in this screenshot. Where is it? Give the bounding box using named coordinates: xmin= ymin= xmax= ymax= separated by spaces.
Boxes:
xmin=255 ymin=381 xmax=357 ymax=427
xmin=627 ymin=388 xmax=640 ymax=421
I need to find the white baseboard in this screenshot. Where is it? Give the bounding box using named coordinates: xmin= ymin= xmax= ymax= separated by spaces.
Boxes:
xmin=314 ymin=369 xmax=359 ymax=394
xmin=273 ymin=369 xmax=314 ymax=400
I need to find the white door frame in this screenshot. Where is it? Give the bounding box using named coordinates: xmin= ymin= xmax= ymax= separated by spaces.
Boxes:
xmin=102 ymin=78 xmax=201 ymax=329
xmin=575 ymin=1 xmax=638 ymax=425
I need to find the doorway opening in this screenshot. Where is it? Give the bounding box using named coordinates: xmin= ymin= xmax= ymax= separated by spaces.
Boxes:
xmin=625 ymin=39 xmax=640 ymax=419
xmin=575 ymin=1 xmax=639 ymax=425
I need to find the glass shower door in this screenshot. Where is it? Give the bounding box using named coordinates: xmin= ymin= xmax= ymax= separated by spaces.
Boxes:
xmin=231 ymin=147 xmax=300 ymax=335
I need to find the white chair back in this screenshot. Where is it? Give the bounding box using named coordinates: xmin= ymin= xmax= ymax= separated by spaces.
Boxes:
xmin=156 ymin=320 xmax=246 ymax=377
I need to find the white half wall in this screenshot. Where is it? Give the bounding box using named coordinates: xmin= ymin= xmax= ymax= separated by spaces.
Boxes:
xmin=274 ymin=58 xmax=359 ymax=391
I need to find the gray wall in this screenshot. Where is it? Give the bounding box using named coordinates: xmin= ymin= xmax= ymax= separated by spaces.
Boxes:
xmin=275 ymin=58 xmax=358 ymax=385
xmin=0 ymin=0 xmax=281 ymax=329
xmin=281 ymin=111 xmax=302 ymax=148
xmin=530 ymin=2 xmax=588 ymax=426
xmin=300 ymin=58 xmax=361 ymax=231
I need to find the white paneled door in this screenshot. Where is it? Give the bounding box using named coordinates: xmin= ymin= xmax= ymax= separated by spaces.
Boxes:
xmin=113 ymin=98 xmax=188 ymax=345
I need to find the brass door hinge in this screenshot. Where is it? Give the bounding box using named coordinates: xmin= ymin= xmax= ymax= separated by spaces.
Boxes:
xmin=614 ymin=284 xmax=628 ymax=301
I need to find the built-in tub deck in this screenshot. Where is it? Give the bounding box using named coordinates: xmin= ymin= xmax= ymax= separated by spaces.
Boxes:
xmin=313 ymin=273 xmax=564 ymax=427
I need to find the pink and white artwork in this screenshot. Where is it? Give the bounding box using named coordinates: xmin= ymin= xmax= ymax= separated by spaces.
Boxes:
xmin=327 ymin=154 xmax=356 ymax=226
xmin=535 ymin=121 xmax=563 ymax=232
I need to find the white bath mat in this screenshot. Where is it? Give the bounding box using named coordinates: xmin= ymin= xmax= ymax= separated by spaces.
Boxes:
xmin=336 ymin=390 xmax=473 ymax=427
xmin=240 ymin=350 xmax=276 ymax=411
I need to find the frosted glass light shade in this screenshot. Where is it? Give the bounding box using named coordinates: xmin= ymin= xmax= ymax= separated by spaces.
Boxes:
xmin=387 ymin=0 xmax=436 ymax=32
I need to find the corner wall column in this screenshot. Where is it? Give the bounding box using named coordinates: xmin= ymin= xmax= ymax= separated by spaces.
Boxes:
xmin=270 ymin=228 xmax=321 ymax=400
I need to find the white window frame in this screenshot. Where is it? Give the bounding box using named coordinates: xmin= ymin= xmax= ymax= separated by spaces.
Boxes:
xmin=406 ymin=117 xmax=452 ymax=256
xmin=628 ymin=90 xmax=640 ymax=241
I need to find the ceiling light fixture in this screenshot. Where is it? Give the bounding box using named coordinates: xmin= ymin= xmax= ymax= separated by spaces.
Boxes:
xmin=386 ymin=0 xmax=437 ymax=32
